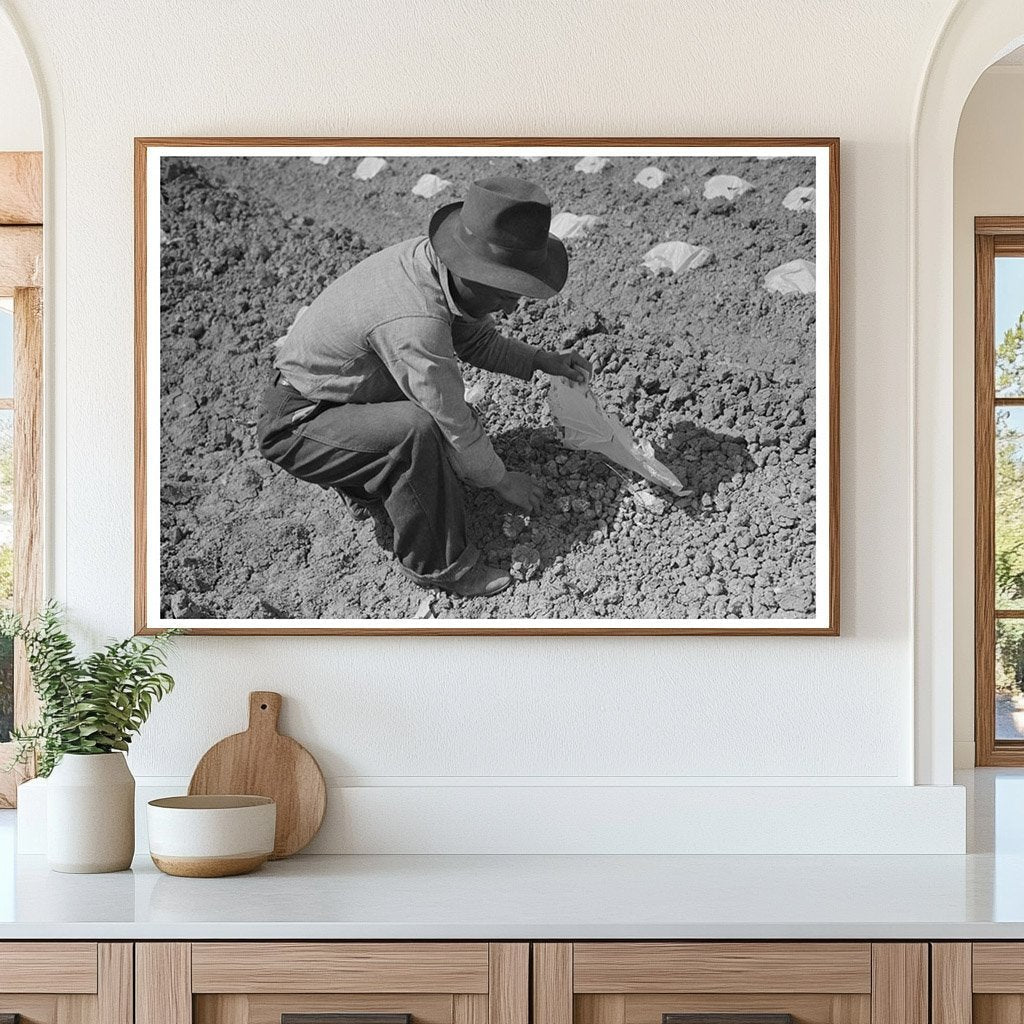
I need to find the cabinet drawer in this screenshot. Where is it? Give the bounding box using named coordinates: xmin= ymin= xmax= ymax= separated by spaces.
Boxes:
xmin=139 ymin=943 xmax=528 ymax=1024
xmin=0 ymin=942 xmax=99 ymax=994
xmin=572 ymin=944 xmax=872 ymax=994
xmin=191 ymin=944 xmax=490 ymax=993
xmin=534 ymin=944 xmax=926 ymax=1024
xmin=0 ymin=943 xmax=130 ymax=1024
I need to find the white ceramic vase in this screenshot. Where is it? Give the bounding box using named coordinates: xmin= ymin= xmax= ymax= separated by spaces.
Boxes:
xmin=46 ymin=752 xmax=135 ymax=873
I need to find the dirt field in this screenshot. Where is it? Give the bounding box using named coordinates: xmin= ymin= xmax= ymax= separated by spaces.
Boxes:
xmin=158 ymin=152 xmax=819 ymax=621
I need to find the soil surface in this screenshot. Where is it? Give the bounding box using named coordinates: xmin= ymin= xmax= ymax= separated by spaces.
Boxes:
xmin=158 ymin=153 xmax=819 ymax=621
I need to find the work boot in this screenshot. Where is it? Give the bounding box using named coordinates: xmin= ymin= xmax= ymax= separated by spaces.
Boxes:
xmin=437 ymin=563 xmax=513 ymax=598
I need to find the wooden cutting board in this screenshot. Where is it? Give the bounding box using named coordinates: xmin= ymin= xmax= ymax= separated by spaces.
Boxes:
xmin=188 ymin=691 xmax=326 ymax=859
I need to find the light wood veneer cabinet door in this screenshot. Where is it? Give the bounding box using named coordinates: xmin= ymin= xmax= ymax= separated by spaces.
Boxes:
xmin=136 ymin=943 xmax=528 ymax=1024
xmin=0 ymin=943 xmax=132 ymax=1024
xmin=936 ymin=943 xmax=1024 ymax=1024
xmin=533 ymin=944 xmax=929 ymax=1024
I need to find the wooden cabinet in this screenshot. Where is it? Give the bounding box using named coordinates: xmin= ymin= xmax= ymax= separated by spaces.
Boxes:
xmin=532 ymin=944 xmax=928 ymax=1024
xmin=0 ymin=943 xmax=132 ymax=1024
xmin=136 ymin=944 xmax=528 ymax=1024
xmin=0 ymin=938 xmax=951 ymax=1024
xmin=932 ymin=943 xmax=1024 ymax=1024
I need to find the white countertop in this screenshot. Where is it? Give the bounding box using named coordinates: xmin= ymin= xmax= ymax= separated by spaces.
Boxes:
xmin=0 ymin=849 xmax=1021 ymax=940
xmin=1 ymin=769 xmax=1022 ymax=941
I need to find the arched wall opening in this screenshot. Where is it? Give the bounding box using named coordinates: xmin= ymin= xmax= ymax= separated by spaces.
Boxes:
xmin=952 ymin=48 xmax=1024 ymax=767
xmin=914 ymin=1 xmax=1024 ymax=785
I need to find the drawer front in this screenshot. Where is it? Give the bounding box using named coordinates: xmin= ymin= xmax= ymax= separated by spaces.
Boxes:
xmin=572 ymin=944 xmax=872 ymax=995
xmin=0 ymin=943 xmax=130 ymax=1024
xmin=0 ymin=942 xmax=99 ymax=994
xmin=139 ymin=942 xmax=528 ymax=1024
xmin=190 ymin=944 xmax=491 ymax=994
xmin=534 ymin=944 xmax=926 ymax=1024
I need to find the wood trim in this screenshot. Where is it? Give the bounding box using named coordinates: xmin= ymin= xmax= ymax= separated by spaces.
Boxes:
xmin=974 ymin=216 xmax=1024 ymax=765
xmin=977 ymin=217 xmax=1024 ymax=236
xmin=98 ymin=944 xmax=133 ymax=1024
xmin=0 ymin=153 xmax=42 ymax=225
xmin=134 ymin=135 xmax=840 ymax=637
xmin=488 ymin=943 xmax=528 ymax=1024
xmin=453 ymin=995 xmax=487 ymax=1024
xmin=57 ymin=991 xmax=96 ymax=1024
xmin=0 ymin=745 xmax=31 ymax=807
xmin=191 ymin=942 xmax=489 ymax=994
xmin=14 ymin=286 xmax=42 ymax=723
xmin=870 ymin=945 xmax=927 ymax=1024
xmin=930 ymin=944 xmax=972 ymax=1024
xmin=572 ymin=942 xmax=871 ymax=994
xmin=0 ymin=286 xmax=45 ymax=806
xmin=0 ymin=226 xmax=42 ymax=296
xmin=136 ymin=943 xmax=191 ymax=1024
xmin=976 ymin=229 xmax=998 ymax=765
xmin=0 ymin=942 xmax=98 ymax=993
xmin=575 ymin=996 xmax=625 ymax=1024
xmin=196 ymin=995 xmax=248 ymax=1024
xmin=533 ymin=944 xmax=572 ymax=1024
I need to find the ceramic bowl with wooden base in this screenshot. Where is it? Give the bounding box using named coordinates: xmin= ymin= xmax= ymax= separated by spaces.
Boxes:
xmin=147 ymin=795 xmax=276 ymax=877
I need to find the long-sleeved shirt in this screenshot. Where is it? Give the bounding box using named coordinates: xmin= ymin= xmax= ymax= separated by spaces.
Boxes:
xmin=274 ymin=236 xmax=540 ymax=488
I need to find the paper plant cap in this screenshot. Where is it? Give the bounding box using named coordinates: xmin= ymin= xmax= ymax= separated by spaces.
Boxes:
xmin=412 ymin=173 xmax=452 ymax=199
xmin=764 ymin=258 xmax=816 ymax=294
xmin=353 ymin=156 xmax=387 ymax=180
xmin=634 ymin=166 xmax=667 ymax=189
xmin=547 ymin=379 xmax=688 ymax=497
xmin=642 ymin=241 xmax=711 ymax=274
xmin=549 ymin=212 xmax=600 ymax=241
xmin=782 ymin=186 xmax=815 ymax=211
xmin=574 ymin=155 xmax=611 ymax=174
xmin=703 ymin=174 xmax=754 ymax=201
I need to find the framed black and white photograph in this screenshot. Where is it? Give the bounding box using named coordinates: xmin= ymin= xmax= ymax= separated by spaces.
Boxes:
xmin=135 ymin=137 xmax=839 ymax=635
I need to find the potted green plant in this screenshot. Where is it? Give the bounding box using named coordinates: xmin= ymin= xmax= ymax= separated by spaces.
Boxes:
xmin=2 ymin=603 xmax=178 ymax=873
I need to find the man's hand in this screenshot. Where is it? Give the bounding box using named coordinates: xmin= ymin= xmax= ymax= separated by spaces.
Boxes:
xmin=493 ymin=471 xmax=543 ymax=512
xmin=535 ymin=348 xmax=593 ymax=383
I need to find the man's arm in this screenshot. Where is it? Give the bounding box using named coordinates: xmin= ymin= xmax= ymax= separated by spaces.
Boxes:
xmin=369 ymin=315 xmax=507 ymax=489
xmin=451 ymin=316 xmax=538 ymax=381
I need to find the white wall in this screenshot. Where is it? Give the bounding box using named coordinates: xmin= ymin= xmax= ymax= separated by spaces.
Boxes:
xmin=952 ymin=65 xmax=1024 ymax=767
xmin=0 ymin=9 xmax=40 ymax=151
xmin=2 ymin=0 xmax=973 ymax=851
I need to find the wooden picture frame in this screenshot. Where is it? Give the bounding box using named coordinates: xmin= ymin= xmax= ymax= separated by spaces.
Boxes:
xmin=135 ymin=137 xmax=839 ymax=636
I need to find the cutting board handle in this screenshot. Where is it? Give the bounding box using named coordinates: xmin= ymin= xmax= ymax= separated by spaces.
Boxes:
xmin=248 ymin=691 xmax=282 ymax=734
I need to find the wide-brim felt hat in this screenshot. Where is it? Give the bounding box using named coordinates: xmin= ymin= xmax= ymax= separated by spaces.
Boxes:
xmin=429 ymin=176 xmax=568 ymax=300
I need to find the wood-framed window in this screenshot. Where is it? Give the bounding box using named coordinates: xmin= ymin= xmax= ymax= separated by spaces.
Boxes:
xmin=0 ymin=151 xmax=43 ymax=806
xmin=976 ymin=217 xmax=1024 ymax=764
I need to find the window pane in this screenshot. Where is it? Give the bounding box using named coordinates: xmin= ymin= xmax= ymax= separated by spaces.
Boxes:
xmin=0 ymin=306 xmax=12 ymax=399
xmin=997 ymin=620 xmax=1024 ymax=740
xmin=0 ymin=409 xmax=11 ymax=742
xmin=996 ymin=256 xmax=1024 ymax=397
xmin=998 ymin=407 xmax=1024 ymax=609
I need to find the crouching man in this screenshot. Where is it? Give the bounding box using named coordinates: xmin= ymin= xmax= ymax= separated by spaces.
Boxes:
xmin=258 ymin=175 xmax=591 ymax=599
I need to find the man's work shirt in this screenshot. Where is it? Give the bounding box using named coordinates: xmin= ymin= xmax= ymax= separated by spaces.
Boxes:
xmin=274 ymin=236 xmax=540 ymax=489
